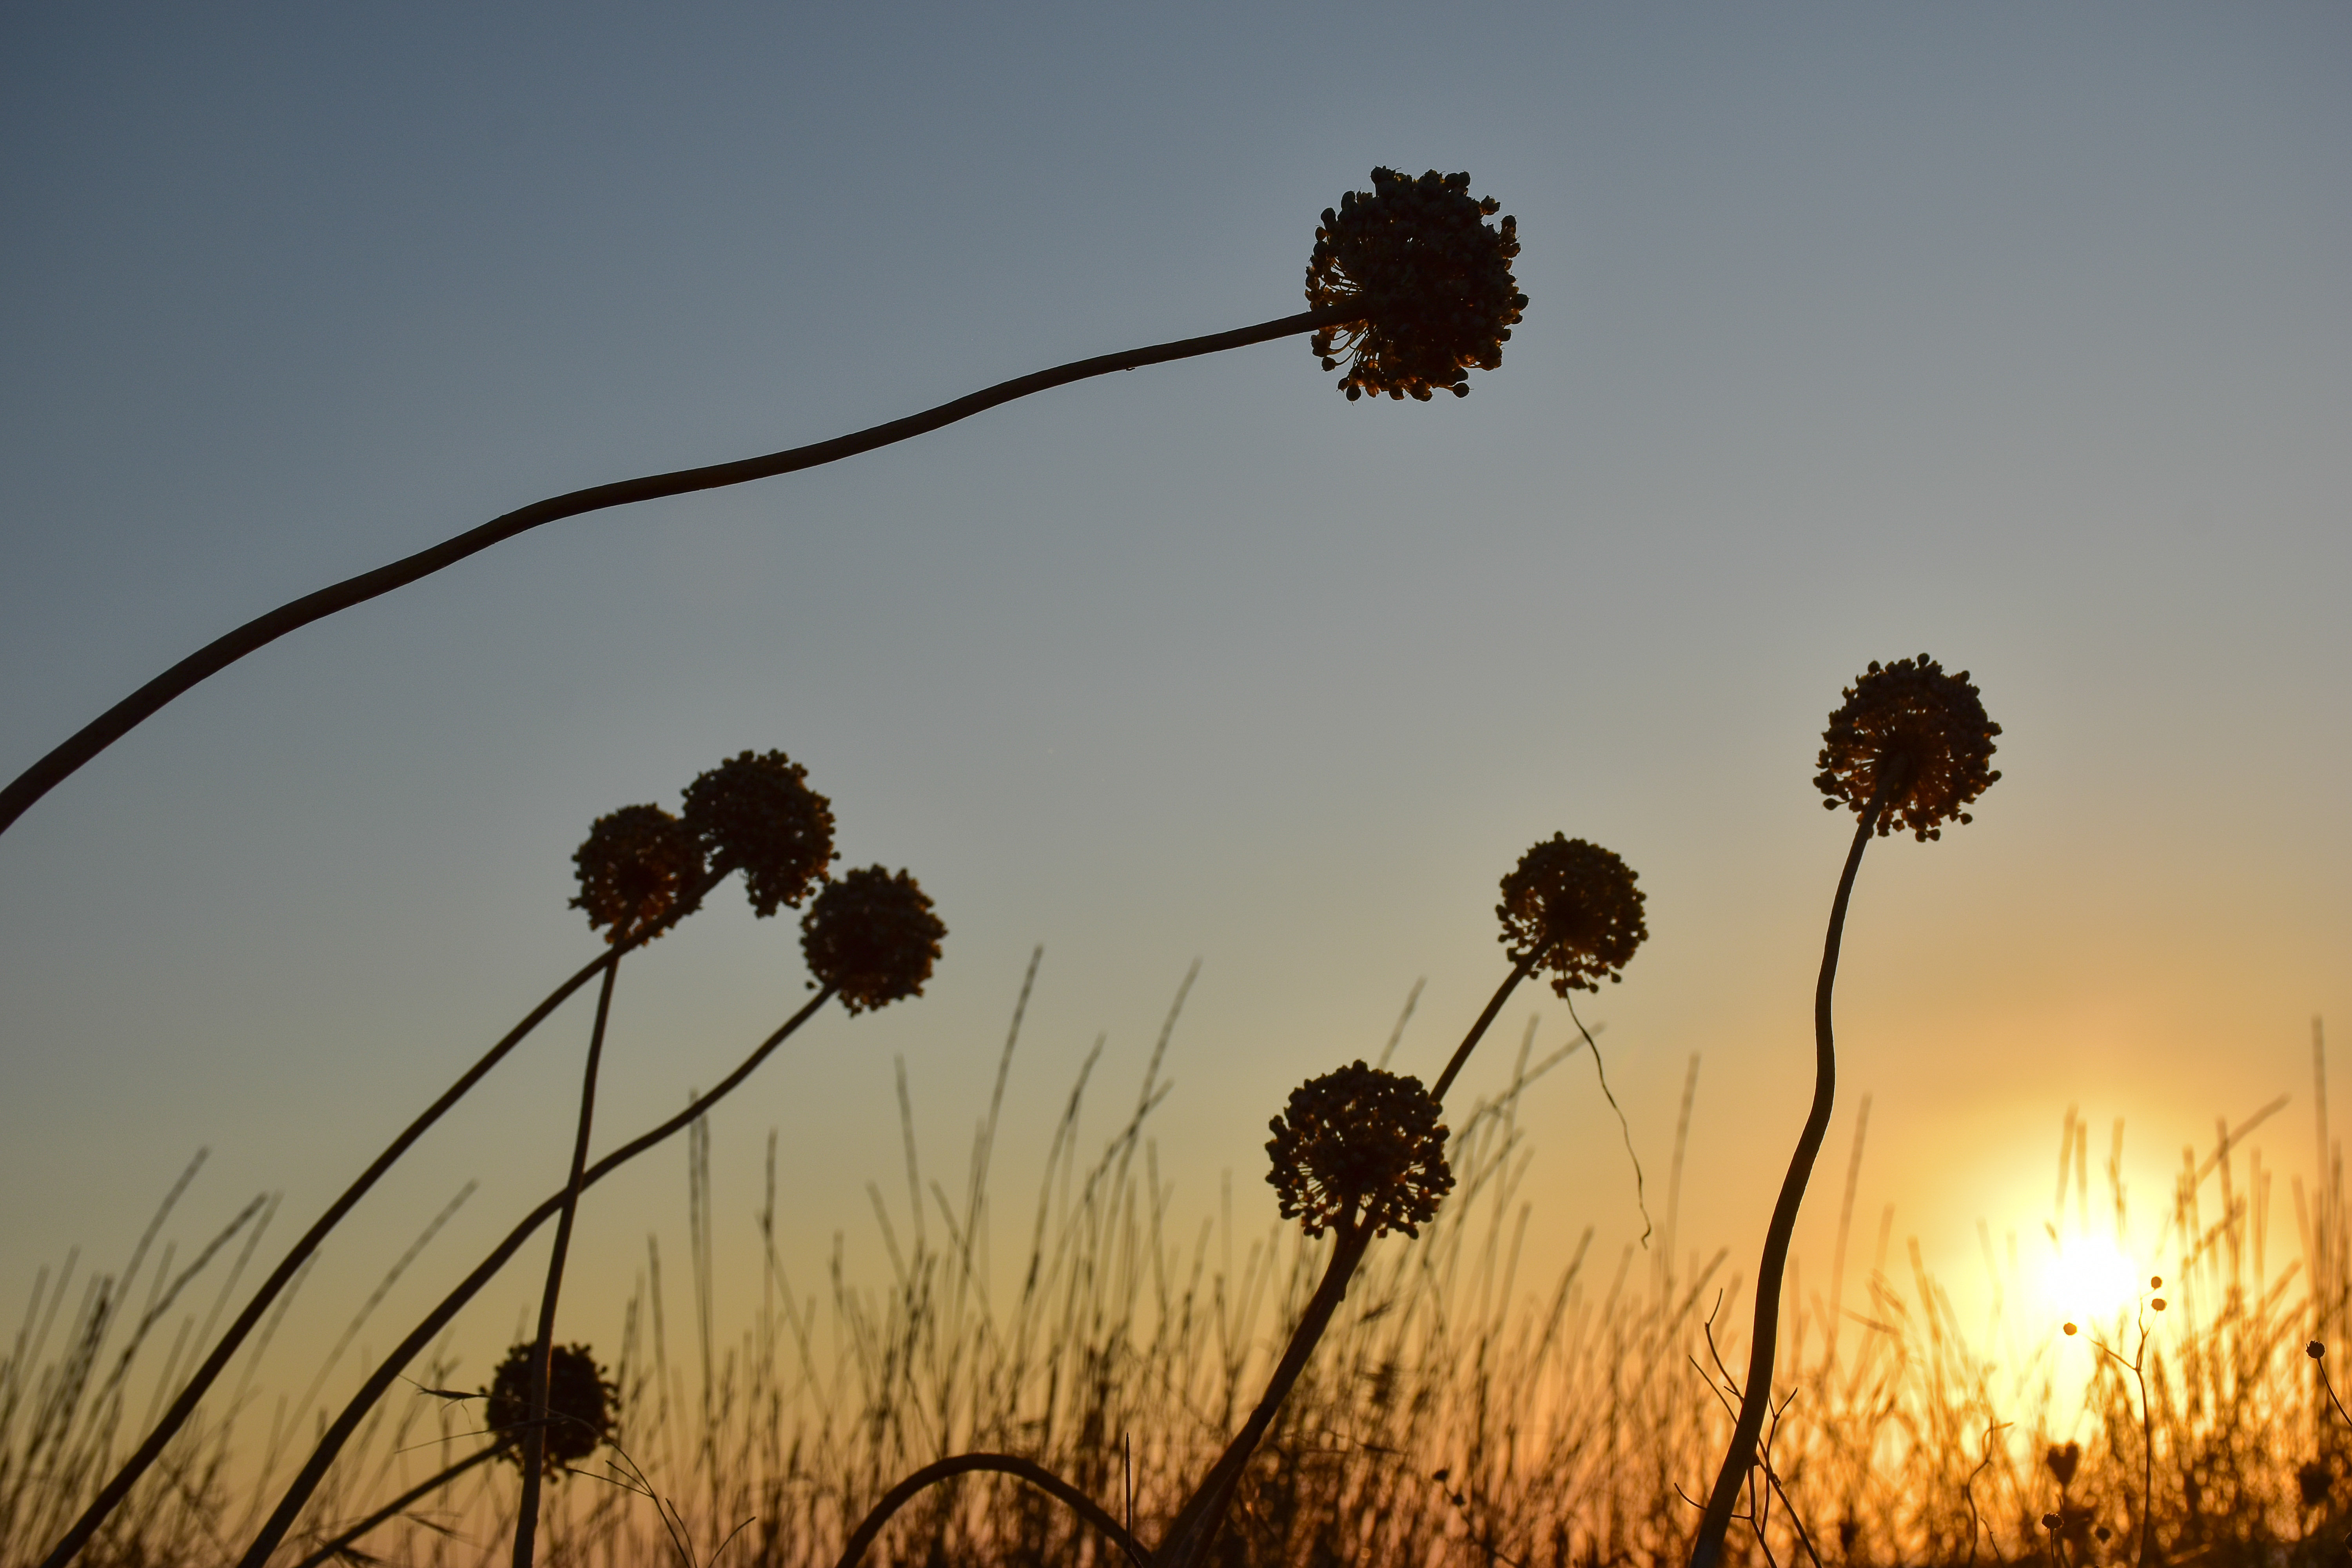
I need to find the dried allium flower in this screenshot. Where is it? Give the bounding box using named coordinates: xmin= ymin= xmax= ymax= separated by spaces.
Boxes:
xmin=484 ymin=1342 xmax=618 ymax=1474
xmin=570 ymin=804 xmax=705 ymax=943
xmin=1266 ymin=1061 xmax=1454 ymax=1239
xmin=1814 ymin=655 xmax=2002 ymax=842
xmin=2044 ymin=1441 xmax=2082 ymax=1488
xmin=1496 ymin=835 xmax=1648 ymax=997
xmin=800 ymin=866 xmax=945 ymax=1014
xmin=681 ymin=750 xmax=836 ymax=916
xmin=1306 ymin=168 xmax=1526 ymax=403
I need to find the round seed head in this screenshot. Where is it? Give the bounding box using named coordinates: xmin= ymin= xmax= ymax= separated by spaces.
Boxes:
xmin=800 ymin=866 xmax=945 ymax=1014
xmin=484 ymin=1341 xmax=618 ymax=1474
xmin=1815 ymin=655 xmax=2002 ymax=842
xmin=681 ymin=750 xmax=836 ymax=916
xmin=1265 ymin=1061 xmax=1454 ymax=1239
xmin=1496 ymin=835 xmax=1648 ymax=998
xmin=570 ymin=804 xmax=705 ymax=944
xmin=1306 ymin=168 xmax=1526 ymax=403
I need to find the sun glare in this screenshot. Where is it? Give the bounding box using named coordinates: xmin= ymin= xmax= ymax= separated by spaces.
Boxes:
xmin=2044 ymin=1234 xmax=2143 ymax=1328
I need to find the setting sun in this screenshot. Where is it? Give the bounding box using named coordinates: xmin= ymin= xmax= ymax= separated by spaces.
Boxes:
xmin=2044 ymin=1233 xmax=2143 ymax=1328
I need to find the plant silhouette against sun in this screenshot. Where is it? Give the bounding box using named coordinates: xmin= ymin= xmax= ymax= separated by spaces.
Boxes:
xmin=0 ymin=168 xmax=1530 ymax=844
xmin=1267 ymin=1061 xmax=1454 ymax=1240
xmin=485 ymin=1340 xmax=619 ymax=1474
xmin=1689 ymin=655 xmax=2001 ymax=1568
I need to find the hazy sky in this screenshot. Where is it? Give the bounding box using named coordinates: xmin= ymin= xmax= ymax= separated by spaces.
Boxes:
xmin=3 ymin=2 xmax=2348 ymax=1452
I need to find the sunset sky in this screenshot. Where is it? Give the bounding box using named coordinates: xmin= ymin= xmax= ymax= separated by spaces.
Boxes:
xmin=2 ymin=3 xmax=2348 ymax=1450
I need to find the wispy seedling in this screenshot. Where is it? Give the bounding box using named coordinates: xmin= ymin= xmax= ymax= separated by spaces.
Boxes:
xmin=0 ymin=170 xmax=1526 ymax=840
xmin=1690 ymin=654 xmax=2001 ymax=1568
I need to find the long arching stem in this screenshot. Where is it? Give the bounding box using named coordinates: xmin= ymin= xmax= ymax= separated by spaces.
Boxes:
xmin=288 ymin=1445 xmax=501 ymax=1568
xmin=511 ymin=949 xmax=622 ymax=1568
xmin=0 ymin=309 xmax=1352 ymax=840
xmin=234 ymin=985 xmax=835 ymax=1568
xmin=1152 ymin=1222 xmax=1375 ymax=1568
xmin=1689 ymin=795 xmax=1885 ymax=1568
xmin=832 ymin=1453 xmax=1149 ymax=1568
xmin=35 ymin=870 xmax=716 ymax=1568
xmin=1429 ymin=955 xmax=1537 ymax=1104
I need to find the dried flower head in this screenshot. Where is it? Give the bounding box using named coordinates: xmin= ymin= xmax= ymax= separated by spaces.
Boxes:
xmin=484 ymin=1341 xmax=618 ymax=1474
xmin=1815 ymin=655 xmax=2002 ymax=842
xmin=570 ymin=804 xmax=706 ymax=944
xmin=1265 ymin=1061 xmax=1454 ymax=1239
xmin=2301 ymin=1459 xmax=2334 ymax=1510
xmin=2045 ymin=1441 xmax=2082 ymax=1489
xmin=800 ymin=866 xmax=945 ymax=1014
xmin=681 ymin=750 xmax=836 ymax=916
xmin=1306 ymin=168 xmax=1526 ymax=403
xmin=1496 ymin=835 xmax=1649 ymax=997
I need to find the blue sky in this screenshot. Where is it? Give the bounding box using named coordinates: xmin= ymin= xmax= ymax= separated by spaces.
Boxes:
xmin=2 ymin=1 xmax=2348 ymax=1462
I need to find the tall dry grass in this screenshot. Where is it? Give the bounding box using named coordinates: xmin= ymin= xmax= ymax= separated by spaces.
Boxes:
xmin=7 ymin=982 xmax=2348 ymax=1568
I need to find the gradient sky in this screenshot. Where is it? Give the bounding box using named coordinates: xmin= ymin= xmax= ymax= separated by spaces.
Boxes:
xmin=3 ymin=3 xmax=2349 ymax=1454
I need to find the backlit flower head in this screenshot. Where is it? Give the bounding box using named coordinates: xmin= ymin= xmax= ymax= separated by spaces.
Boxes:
xmin=1496 ymin=835 xmax=1648 ymax=998
xmin=800 ymin=866 xmax=945 ymax=1014
xmin=570 ymin=804 xmax=706 ymax=944
xmin=1306 ymin=168 xmax=1526 ymax=403
xmin=484 ymin=1341 xmax=619 ymax=1474
xmin=1266 ymin=1061 xmax=1453 ymax=1239
xmin=1814 ymin=655 xmax=2002 ymax=842
xmin=681 ymin=750 xmax=836 ymax=916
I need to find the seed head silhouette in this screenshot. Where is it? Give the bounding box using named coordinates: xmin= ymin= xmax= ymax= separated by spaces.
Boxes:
xmin=1307 ymin=169 xmax=1525 ymax=403
xmin=1497 ymin=834 xmax=1649 ymax=998
xmin=801 ymin=866 xmax=946 ymax=1014
xmin=1266 ymin=1061 xmax=1454 ymax=1240
xmin=569 ymin=804 xmax=705 ymax=943
xmin=1815 ymin=654 xmax=2002 ymax=842
xmin=681 ymin=750 xmax=835 ymax=916
xmin=484 ymin=1342 xmax=617 ymax=1475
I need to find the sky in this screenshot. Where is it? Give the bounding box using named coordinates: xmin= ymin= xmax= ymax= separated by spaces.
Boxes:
xmin=2 ymin=0 xmax=2349 ymax=1481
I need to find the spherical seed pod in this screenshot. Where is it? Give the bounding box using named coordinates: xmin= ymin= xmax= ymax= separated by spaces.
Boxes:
xmin=1306 ymin=167 xmax=1526 ymax=404
xmin=680 ymin=750 xmax=836 ymax=916
xmin=1495 ymin=835 xmax=1649 ymax=998
xmin=800 ymin=866 xmax=945 ymax=1014
xmin=1265 ymin=1061 xmax=1454 ymax=1240
xmin=484 ymin=1342 xmax=619 ymax=1474
xmin=570 ymin=804 xmax=706 ymax=944
xmin=1814 ymin=655 xmax=2002 ymax=842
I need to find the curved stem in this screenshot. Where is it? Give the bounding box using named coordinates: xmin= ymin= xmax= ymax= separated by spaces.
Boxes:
xmin=35 ymin=869 xmax=717 ymax=1568
xmin=511 ymin=950 xmax=622 ymax=1568
xmin=1153 ymin=1223 xmax=1374 ymax=1568
xmin=1689 ymin=796 xmax=1883 ymax=1568
xmin=235 ymin=985 xmax=835 ymax=1568
xmin=0 ymin=309 xmax=1353 ymax=840
xmin=288 ymin=1444 xmax=501 ymax=1568
xmin=1429 ymin=955 xmax=1536 ymax=1105
xmin=832 ymin=1453 xmax=1147 ymax=1568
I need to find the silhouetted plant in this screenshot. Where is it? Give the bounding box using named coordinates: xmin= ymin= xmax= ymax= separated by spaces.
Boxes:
xmin=1307 ymin=168 xmax=1525 ymax=402
xmin=801 ymin=866 xmax=947 ymax=1014
xmin=1689 ymin=654 xmax=2001 ymax=1568
xmin=232 ymin=861 xmax=943 ymax=1568
xmin=486 ymin=1340 xmax=620 ymax=1473
xmin=0 ymin=169 xmax=1528 ymax=843
xmin=681 ymin=749 xmax=836 ymax=917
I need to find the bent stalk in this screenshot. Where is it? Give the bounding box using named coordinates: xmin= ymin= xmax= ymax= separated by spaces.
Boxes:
xmin=832 ymin=1453 xmax=1149 ymax=1568
xmin=234 ymin=985 xmax=835 ymax=1568
xmin=1689 ymin=793 xmax=1884 ymax=1568
xmin=0 ymin=310 xmax=1352 ymax=840
xmin=288 ymin=1444 xmax=501 ymax=1568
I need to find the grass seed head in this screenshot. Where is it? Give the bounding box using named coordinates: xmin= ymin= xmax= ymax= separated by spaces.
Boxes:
xmin=800 ymin=866 xmax=946 ymax=1014
xmin=1815 ymin=654 xmax=2002 ymax=842
xmin=484 ymin=1341 xmax=618 ymax=1474
xmin=681 ymin=749 xmax=836 ymax=916
xmin=1306 ymin=168 xmax=1526 ymax=403
xmin=570 ymin=803 xmax=706 ymax=944
xmin=1496 ymin=834 xmax=1649 ymax=998
xmin=1266 ymin=1061 xmax=1454 ymax=1239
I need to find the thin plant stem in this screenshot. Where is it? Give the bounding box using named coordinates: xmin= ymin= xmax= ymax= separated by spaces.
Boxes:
xmin=1430 ymin=955 xmax=1537 ymax=1105
xmin=512 ymin=949 xmax=623 ymax=1568
xmin=234 ymin=985 xmax=836 ymax=1568
xmin=831 ymin=1452 xmax=1149 ymax=1568
xmin=35 ymin=871 xmax=715 ymax=1568
xmin=0 ymin=309 xmax=1354 ymax=840
xmin=287 ymin=1444 xmax=501 ymax=1568
xmin=1690 ymin=787 xmax=1887 ymax=1568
